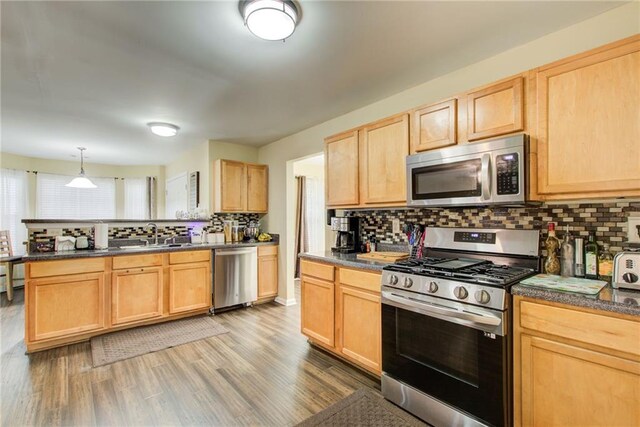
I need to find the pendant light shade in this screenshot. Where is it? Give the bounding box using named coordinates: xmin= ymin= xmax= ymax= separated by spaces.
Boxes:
xmin=66 ymin=147 xmax=97 ymax=189
xmin=241 ymin=0 xmax=298 ymax=41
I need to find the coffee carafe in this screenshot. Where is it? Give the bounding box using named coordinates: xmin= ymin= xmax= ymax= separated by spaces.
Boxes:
xmin=330 ymin=217 xmax=361 ymax=253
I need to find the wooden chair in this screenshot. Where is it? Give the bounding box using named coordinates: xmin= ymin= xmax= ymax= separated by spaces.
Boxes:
xmin=0 ymin=230 xmax=23 ymax=302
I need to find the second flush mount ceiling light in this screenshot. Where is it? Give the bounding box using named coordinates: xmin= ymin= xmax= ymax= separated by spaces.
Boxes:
xmin=240 ymin=0 xmax=299 ymax=41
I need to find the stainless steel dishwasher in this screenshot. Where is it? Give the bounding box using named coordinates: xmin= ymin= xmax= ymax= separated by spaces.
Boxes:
xmin=212 ymin=247 xmax=257 ymax=312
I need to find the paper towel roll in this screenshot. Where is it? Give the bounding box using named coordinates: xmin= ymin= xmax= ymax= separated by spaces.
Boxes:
xmin=94 ymin=223 xmax=109 ymax=249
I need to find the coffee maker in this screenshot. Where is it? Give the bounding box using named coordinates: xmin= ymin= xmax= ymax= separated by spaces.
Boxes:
xmin=330 ymin=217 xmax=360 ymax=253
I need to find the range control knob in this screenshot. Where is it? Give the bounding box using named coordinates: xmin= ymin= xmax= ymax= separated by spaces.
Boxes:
xmin=474 ymin=290 xmax=491 ymax=305
xmin=388 ymin=274 xmax=399 ymax=285
xmin=428 ymin=281 xmax=439 ymax=293
xmin=453 ymin=286 xmax=468 ymax=300
xmin=622 ymin=272 xmax=639 ymax=283
xmin=404 ymin=277 xmax=414 ymax=288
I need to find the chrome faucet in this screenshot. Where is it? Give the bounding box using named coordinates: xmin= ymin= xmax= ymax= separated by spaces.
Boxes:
xmin=146 ymin=222 xmax=158 ymax=245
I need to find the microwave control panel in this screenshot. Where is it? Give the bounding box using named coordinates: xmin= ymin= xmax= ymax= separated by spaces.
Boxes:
xmin=496 ymin=153 xmax=520 ymax=195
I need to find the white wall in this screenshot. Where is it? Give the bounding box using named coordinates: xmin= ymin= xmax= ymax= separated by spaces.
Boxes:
xmin=258 ymin=3 xmax=640 ymax=303
xmin=0 ymin=152 xmax=166 ymax=218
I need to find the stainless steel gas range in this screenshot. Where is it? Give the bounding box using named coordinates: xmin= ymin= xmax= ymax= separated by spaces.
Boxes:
xmin=381 ymin=227 xmax=540 ymax=427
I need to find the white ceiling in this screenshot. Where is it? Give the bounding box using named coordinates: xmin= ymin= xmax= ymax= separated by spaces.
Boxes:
xmin=1 ymin=1 xmax=624 ymax=165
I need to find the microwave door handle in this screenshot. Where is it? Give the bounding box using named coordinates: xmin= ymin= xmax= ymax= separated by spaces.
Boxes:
xmin=481 ymin=153 xmax=491 ymax=200
xmin=382 ymin=291 xmax=501 ymax=327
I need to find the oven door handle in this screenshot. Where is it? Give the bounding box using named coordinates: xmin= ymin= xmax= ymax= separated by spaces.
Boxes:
xmin=481 ymin=153 xmax=492 ymax=201
xmin=382 ymin=291 xmax=502 ymax=328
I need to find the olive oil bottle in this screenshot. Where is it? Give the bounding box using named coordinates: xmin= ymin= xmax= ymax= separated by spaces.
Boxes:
xmin=584 ymin=233 xmax=599 ymax=280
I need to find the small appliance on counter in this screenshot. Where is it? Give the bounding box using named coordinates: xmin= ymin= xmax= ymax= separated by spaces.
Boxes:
xmin=612 ymin=251 xmax=640 ymax=291
xmin=75 ymin=236 xmax=89 ymax=249
xmin=330 ymin=217 xmax=360 ymax=253
xmin=244 ymin=220 xmax=260 ymax=242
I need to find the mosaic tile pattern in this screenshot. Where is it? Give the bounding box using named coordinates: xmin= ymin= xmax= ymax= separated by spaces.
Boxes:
xmin=27 ymin=213 xmax=262 ymax=249
xmin=346 ymin=201 xmax=640 ymax=254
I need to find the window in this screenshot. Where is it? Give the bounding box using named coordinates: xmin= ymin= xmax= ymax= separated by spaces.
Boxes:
xmin=0 ymin=169 xmax=29 ymax=254
xmin=124 ymin=178 xmax=148 ymax=219
xmin=36 ymin=173 xmax=116 ymax=219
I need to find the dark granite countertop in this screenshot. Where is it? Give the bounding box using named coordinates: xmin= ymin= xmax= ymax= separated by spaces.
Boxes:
xmin=511 ymin=283 xmax=640 ymax=317
xmin=22 ymin=241 xmax=278 ymax=261
xmin=299 ymin=252 xmax=388 ymax=272
xmin=22 ymin=219 xmax=210 ymax=224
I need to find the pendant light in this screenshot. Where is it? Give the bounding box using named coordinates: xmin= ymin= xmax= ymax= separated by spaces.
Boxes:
xmin=65 ymin=147 xmax=97 ymax=189
xmin=240 ymin=0 xmax=299 ymax=41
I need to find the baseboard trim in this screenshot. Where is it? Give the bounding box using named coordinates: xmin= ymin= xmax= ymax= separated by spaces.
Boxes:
xmin=275 ymin=297 xmax=297 ymax=306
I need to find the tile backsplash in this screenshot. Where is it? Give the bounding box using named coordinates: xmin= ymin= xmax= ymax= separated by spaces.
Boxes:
xmin=345 ymin=201 xmax=640 ymax=254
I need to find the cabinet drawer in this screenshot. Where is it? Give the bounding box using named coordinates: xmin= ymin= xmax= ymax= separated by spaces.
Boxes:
xmin=169 ymin=250 xmax=211 ymax=265
xmin=519 ymin=299 xmax=640 ymax=357
xmin=29 ymin=258 xmax=106 ymax=278
xmin=301 ymin=260 xmax=334 ymax=282
xmin=339 ymin=268 xmax=381 ymax=293
xmin=258 ymin=245 xmax=278 ymax=256
xmin=112 ymin=254 xmax=163 ymax=270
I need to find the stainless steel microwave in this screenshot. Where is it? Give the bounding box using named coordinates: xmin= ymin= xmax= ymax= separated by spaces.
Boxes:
xmin=407 ymin=134 xmax=530 ymax=207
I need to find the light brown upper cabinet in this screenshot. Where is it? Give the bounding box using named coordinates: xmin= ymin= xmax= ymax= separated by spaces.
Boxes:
xmin=360 ymin=113 xmax=410 ymax=205
xmin=213 ymin=159 xmax=268 ymax=213
xmin=467 ymin=76 xmax=524 ymax=141
xmin=325 ymin=130 xmax=360 ymax=207
xmin=325 ymin=114 xmax=410 ymax=209
xmin=534 ymin=36 xmax=640 ymax=199
xmin=411 ymin=99 xmax=457 ymax=153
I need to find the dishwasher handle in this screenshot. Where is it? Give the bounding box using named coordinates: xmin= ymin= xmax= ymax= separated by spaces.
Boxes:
xmin=215 ymin=247 xmax=257 ymax=257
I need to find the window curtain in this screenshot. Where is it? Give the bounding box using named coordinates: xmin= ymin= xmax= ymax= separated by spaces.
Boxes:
xmin=147 ymin=177 xmax=157 ymax=220
xmin=0 ymin=169 xmax=29 ymax=254
xmin=304 ymin=176 xmax=325 ymax=253
xmin=36 ymin=173 xmax=116 ymax=219
xmin=124 ymin=178 xmax=148 ymax=219
xmin=294 ymin=176 xmax=307 ymax=278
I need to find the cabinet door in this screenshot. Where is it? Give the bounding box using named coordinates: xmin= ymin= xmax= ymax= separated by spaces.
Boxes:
xmin=411 ymin=99 xmax=457 ymax=153
xmin=300 ymin=275 xmax=334 ymax=347
xmin=467 ymin=76 xmax=524 ymax=141
xmin=360 ymin=114 xmax=409 ymax=205
xmin=112 ymin=267 xmax=163 ymax=325
xmin=246 ymin=164 xmax=268 ymax=213
xmin=519 ymin=334 xmax=640 ymax=427
xmin=336 ymin=284 xmax=381 ymax=374
xmin=258 ymin=254 xmax=278 ymax=299
xmin=220 ymin=160 xmax=247 ymax=212
xmin=325 ymin=130 xmax=359 ymax=207
xmin=536 ymin=38 xmax=640 ymax=197
xmin=169 ymin=262 xmax=211 ymax=314
xmin=27 ymin=273 xmax=105 ymax=342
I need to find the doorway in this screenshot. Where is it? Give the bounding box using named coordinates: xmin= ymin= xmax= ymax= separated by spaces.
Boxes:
xmin=292 ymin=153 xmax=326 ymax=280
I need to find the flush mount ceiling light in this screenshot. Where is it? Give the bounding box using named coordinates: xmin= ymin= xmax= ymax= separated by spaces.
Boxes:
xmin=240 ymin=0 xmax=299 ymax=41
xmin=148 ymin=122 xmax=179 ymax=137
xmin=66 ymin=147 xmax=97 ymax=189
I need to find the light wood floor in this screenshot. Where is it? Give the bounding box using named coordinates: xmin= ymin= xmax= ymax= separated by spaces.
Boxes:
xmin=0 ymin=288 xmax=379 ymax=426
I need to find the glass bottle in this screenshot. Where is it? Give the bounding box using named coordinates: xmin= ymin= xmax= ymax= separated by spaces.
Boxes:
xmin=544 ymin=222 xmax=561 ymax=275
xmin=598 ymin=243 xmax=614 ymax=283
xmin=584 ymin=233 xmax=599 ymax=280
xmin=560 ymin=227 xmax=575 ymax=277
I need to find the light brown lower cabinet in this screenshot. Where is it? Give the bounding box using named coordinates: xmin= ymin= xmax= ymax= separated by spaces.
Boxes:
xmin=168 ymin=261 xmax=211 ymax=314
xmin=25 ymin=250 xmax=213 ymax=352
xmin=514 ymin=296 xmax=640 ymax=427
xmin=257 ymin=245 xmax=279 ymax=300
xmin=300 ymin=259 xmax=381 ymax=375
xmin=111 ymin=267 xmax=164 ymax=325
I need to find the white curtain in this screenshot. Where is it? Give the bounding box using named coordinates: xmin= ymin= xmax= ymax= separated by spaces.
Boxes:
xmin=36 ymin=173 xmax=116 ymax=219
xmin=0 ymin=169 xmax=29 ymax=254
xmin=124 ymin=178 xmax=148 ymax=219
xmin=304 ymin=176 xmax=325 ymax=253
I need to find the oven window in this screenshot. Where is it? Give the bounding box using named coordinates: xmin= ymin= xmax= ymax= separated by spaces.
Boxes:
xmin=412 ymin=159 xmax=481 ymax=200
xmin=396 ymin=308 xmax=479 ymax=386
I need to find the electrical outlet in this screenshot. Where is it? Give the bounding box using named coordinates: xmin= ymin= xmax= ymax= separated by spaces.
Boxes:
xmin=628 ymin=214 xmax=640 ymax=243
xmin=392 ymin=219 xmax=400 ymax=234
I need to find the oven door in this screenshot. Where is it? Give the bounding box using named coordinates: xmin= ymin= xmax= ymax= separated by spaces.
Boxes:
xmin=382 ymin=288 xmax=509 ymax=427
xmin=407 ymin=152 xmax=491 ymax=207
